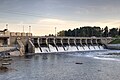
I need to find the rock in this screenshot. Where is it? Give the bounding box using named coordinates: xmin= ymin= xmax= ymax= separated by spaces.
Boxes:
xmin=98 ymin=70 xmax=101 ymax=72
xmin=75 ymin=62 xmax=83 ymax=64
xmin=2 ymin=58 xmax=13 ymax=61
xmin=0 ymin=66 xmax=8 ymax=71
xmin=2 ymin=63 xmax=11 ymax=65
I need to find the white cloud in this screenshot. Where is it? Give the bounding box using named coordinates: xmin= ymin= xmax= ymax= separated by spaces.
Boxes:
xmin=37 ymin=18 xmax=66 ymax=26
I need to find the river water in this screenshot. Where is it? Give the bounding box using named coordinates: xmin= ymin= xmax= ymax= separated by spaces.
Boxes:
xmin=0 ymin=50 xmax=120 ymax=80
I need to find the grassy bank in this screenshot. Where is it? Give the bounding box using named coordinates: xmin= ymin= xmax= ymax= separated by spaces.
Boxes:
xmin=110 ymin=39 xmax=120 ymax=44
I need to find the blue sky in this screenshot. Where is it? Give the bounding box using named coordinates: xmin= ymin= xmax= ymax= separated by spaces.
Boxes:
xmin=0 ymin=0 xmax=120 ymax=35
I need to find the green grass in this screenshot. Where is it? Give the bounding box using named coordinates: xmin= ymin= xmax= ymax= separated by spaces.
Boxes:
xmin=110 ymin=39 xmax=120 ymax=44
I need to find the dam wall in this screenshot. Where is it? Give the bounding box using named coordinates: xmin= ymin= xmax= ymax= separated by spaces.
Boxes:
xmin=0 ymin=31 xmax=115 ymax=55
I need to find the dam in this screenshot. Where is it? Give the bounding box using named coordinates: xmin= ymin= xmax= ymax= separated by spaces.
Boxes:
xmin=32 ymin=36 xmax=114 ymax=53
xmin=0 ymin=29 xmax=115 ymax=56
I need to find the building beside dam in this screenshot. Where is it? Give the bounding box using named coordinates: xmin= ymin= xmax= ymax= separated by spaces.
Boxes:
xmin=0 ymin=29 xmax=115 ymax=56
xmin=0 ymin=29 xmax=32 ymax=46
xmin=0 ymin=29 xmax=32 ymax=56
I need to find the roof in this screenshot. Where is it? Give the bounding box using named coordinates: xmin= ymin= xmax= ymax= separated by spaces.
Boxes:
xmin=0 ymin=29 xmax=8 ymax=32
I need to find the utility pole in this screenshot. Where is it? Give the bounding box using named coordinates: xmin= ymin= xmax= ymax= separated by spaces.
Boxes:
xmin=23 ymin=26 xmax=24 ymax=32
xmin=29 ymin=26 xmax=31 ymax=33
xmin=55 ymin=27 xmax=57 ymax=37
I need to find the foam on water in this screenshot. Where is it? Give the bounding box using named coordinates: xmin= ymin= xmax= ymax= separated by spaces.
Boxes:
xmin=84 ymin=45 xmax=90 ymax=51
xmin=35 ymin=45 xmax=105 ymax=53
xmin=49 ymin=44 xmax=57 ymax=52
xmin=93 ymin=57 xmax=120 ymax=61
xmin=64 ymin=46 xmax=69 ymax=51
xmin=99 ymin=46 xmax=104 ymax=50
xmin=89 ymin=46 xmax=95 ymax=50
xmin=78 ymin=46 xmax=84 ymax=51
xmin=35 ymin=48 xmax=41 ymax=53
xmin=68 ymin=46 xmax=78 ymax=51
xmin=94 ymin=46 xmax=100 ymax=50
xmin=57 ymin=46 xmax=64 ymax=52
xmin=34 ymin=44 xmax=120 ymax=62
xmin=41 ymin=47 xmax=49 ymax=53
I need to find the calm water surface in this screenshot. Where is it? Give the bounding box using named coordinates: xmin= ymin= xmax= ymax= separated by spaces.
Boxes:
xmin=0 ymin=50 xmax=120 ymax=80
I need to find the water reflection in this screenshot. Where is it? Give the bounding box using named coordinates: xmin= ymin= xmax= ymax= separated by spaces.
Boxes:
xmin=42 ymin=54 xmax=48 ymax=60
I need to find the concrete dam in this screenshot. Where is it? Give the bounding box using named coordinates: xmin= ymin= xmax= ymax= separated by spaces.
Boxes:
xmin=0 ymin=29 xmax=115 ymax=56
xmin=31 ymin=36 xmax=114 ymax=53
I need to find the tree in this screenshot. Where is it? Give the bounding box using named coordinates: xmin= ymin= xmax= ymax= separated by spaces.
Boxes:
xmin=57 ymin=30 xmax=65 ymax=36
xmin=109 ymin=28 xmax=118 ymax=37
xmin=57 ymin=26 xmax=114 ymax=37
xmin=48 ymin=34 xmax=54 ymax=36
xmin=92 ymin=26 xmax=102 ymax=37
xmin=67 ymin=29 xmax=72 ymax=36
xmin=103 ymin=26 xmax=109 ymax=37
xmin=119 ymin=27 xmax=120 ymax=36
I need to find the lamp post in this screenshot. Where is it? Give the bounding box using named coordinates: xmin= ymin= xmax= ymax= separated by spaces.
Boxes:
xmin=23 ymin=26 xmax=24 ymax=32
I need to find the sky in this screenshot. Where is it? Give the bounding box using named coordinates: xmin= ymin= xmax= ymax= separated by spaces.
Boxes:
xmin=0 ymin=0 xmax=120 ymax=36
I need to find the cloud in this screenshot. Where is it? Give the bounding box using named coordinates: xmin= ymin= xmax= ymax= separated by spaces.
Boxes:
xmin=0 ymin=18 xmax=120 ymax=36
xmin=37 ymin=18 xmax=66 ymax=25
xmin=74 ymin=5 xmax=120 ymax=20
xmin=37 ymin=18 xmax=82 ymax=29
xmin=37 ymin=18 xmax=120 ymax=31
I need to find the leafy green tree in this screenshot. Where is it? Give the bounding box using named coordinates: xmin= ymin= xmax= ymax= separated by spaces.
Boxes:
xmin=67 ymin=29 xmax=72 ymax=36
xmin=57 ymin=30 xmax=65 ymax=36
xmin=109 ymin=28 xmax=118 ymax=37
xmin=57 ymin=26 xmax=120 ymax=37
xmin=92 ymin=26 xmax=102 ymax=37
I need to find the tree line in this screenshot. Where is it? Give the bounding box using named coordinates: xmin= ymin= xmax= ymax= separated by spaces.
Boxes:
xmin=57 ymin=26 xmax=120 ymax=37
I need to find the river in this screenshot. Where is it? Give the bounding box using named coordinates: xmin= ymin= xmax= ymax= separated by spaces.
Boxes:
xmin=0 ymin=50 xmax=120 ymax=80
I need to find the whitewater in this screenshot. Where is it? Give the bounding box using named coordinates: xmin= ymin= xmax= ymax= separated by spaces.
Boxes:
xmin=35 ymin=45 xmax=104 ymax=53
